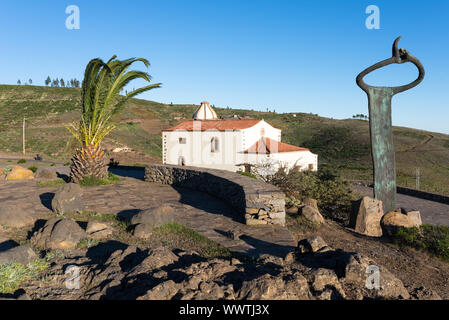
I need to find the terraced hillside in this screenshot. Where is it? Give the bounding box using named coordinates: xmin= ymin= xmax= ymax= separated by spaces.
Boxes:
xmin=1 ymin=84 xmax=449 ymax=195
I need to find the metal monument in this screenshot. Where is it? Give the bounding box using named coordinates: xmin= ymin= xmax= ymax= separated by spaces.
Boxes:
xmin=356 ymin=37 xmax=425 ymax=212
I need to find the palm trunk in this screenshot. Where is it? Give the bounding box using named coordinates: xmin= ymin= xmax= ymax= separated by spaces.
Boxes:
xmin=70 ymin=144 xmax=108 ymax=183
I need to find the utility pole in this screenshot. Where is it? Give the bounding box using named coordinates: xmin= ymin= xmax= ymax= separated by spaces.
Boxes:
xmin=416 ymin=167 xmax=420 ymax=190
xmin=22 ymin=117 xmax=26 ymax=155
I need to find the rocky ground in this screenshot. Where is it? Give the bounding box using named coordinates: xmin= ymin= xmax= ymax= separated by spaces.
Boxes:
xmin=0 ymin=171 xmax=447 ymax=300
xmin=1 ymin=234 xmax=428 ymax=300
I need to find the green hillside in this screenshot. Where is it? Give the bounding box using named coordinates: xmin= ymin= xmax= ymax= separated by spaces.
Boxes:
xmin=1 ymin=84 xmax=449 ymax=195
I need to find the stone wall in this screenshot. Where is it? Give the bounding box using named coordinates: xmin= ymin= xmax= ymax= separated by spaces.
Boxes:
xmin=144 ymin=164 xmax=286 ymax=226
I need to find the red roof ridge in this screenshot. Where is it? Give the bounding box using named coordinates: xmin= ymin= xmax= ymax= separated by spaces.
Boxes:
xmin=244 ymin=137 xmax=309 ymax=154
xmin=163 ymin=119 xmax=262 ymax=131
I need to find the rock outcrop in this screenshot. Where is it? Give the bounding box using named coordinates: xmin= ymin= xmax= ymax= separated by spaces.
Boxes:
xmin=350 ymin=196 xmax=384 ymax=237
xmin=300 ymin=205 xmax=325 ymax=225
xmin=86 ymin=221 xmax=114 ymax=239
xmin=295 ymin=236 xmax=410 ymax=300
xmin=5 ymin=166 xmax=34 ymax=181
xmin=381 ymin=209 xmax=423 ymax=236
xmin=0 ymin=245 xmax=37 ymax=265
xmin=131 ymin=205 xmax=177 ymax=239
xmin=51 ymin=183 xmax=85 ymax=215
xmin=31 ymin=218 xmax=87 ymax=250
xmin=35 ymin=168 xmax=58 ymax=180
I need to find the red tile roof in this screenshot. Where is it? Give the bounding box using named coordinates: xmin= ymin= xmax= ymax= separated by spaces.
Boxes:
xmin=163 ymin=119 xmax=262 ymax=131
xmin=244 ymin=137 xmax=309 ymax=154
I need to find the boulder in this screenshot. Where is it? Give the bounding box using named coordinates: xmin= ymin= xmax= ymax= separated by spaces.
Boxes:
xmin=337 ymin=252 xmax=410 ymax=299
xmin=35 ymin=168 xmax=58 ymax=180
xmin=349 ymin=196 xmax=383 ymax=237
xmin=0 ymin=206 xmax=36 ymax=228
xmin=300 ymin=205 xmax=325 ymax=225
xmin=130 ymin=204 xmax=176 ymax=228
xmin=138 ymin=280 xmax=182 ymax=300
xmin=409 ymin=286 xmax=442 ymax=300
xmin=31 ymin=218 xmax=87 ymax=250
xmin=303 ymin=198 xmax=318 ymax=210
xmin=381 ymin=210 xmax=421 ymax=236
xmin=400 ymin=208 xmax=423 ymax=227
xmin=238 ymin=273 xmax=312 ymax=300
xmin=86 ymin=221 xmax=113 ymax=239
xmin=132 ymin=223 xmax=153 ymax=239
xmin=51 ymin=183 xmax=85 ymax=215
xmin=406 ymin=211 xmax=422 ymax=227
xmin=5 ymin=166 xmax=34 ymax=181
xmin=312 ymin=268 xmax=346 ymax=299
xmin=139 ymin=247 xmax=179 ymax=270
xmin=0 ymin=245 xmax=37 ymax=265
xmin=297 ymin=235 xmax=329 ymax=254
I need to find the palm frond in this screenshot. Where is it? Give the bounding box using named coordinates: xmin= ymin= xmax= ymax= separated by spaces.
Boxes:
xmin=67 ymin=55 xmax=161 ymax=147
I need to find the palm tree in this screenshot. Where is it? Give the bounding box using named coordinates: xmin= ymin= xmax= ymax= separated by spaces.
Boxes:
xmin=66 ymin=55 xmax=161 ymax=183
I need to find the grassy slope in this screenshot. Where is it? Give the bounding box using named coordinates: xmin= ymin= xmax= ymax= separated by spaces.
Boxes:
xmin=1 ymin=84 xmax=449 ymax=195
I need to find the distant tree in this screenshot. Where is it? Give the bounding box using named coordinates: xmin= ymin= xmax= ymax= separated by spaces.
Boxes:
xmin=60 ymin=79 xmax=65 ymax=87
xmin=29 ymin=79 xmax=32 ymax=85
xmin=17 ymin=80 xmax=21 ymax=85
xmin=45 ymin=76 xmax=51 ymax=86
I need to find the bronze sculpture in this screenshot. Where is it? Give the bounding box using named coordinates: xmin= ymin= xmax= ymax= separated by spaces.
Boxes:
xmin=356 ymin=37 xmax=425 ymax=212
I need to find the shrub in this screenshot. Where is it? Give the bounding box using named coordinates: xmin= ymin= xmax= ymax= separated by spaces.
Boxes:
xmin=391 ymin=225 xmax=449 ymax=261
xmin=28 ymin=166 xmax=38 ymax=173
xmin=0 ymin=259 xmax=49 ymax=294
xmin=80 ymin=172 xmax=121 ymax=186
xmin=266 ymin=166 xmax=355 ymax=223
xmin=77 ymin=238 xmax=99 ymax=249
xmin=237 ymin=170 xmax=258 ymax=179
xmin=17 ymin=159 xmax=26 ymax=164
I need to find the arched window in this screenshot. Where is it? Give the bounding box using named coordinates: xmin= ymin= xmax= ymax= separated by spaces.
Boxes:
xmin=211 ymin=137 xmax=219 ymax=153
xmin=178 ymin=156 xmax=186 ymax=166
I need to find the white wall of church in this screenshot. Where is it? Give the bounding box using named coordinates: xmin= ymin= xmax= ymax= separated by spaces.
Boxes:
xmin=162 ymin=119 xmax=317 ymax=174
xmin=163 ymin=130 xmax=244 ymax=171
xmin=240 ymin=120 xmax=281 ymax=151
xmin=242 ymin=150 xmax=318 ymax=176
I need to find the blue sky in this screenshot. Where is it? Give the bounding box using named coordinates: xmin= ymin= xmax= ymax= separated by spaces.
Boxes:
xmin=0 ymin=0 xmax=448 ymax=133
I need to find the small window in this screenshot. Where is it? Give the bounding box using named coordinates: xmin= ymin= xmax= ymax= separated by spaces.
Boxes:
xmin=308 ymin=163 xmax=314 ymax=170
xmin=179 ymin=137 xmax=186 ymax=144
xmin=178 ymin=156 xmax=186 ymax=166
xmin=211 ymin=137 xmax=219 ymax=152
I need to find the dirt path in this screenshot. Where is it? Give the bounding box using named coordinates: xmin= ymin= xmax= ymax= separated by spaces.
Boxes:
xmin=398 ymin=134 xmax=434 ymax=152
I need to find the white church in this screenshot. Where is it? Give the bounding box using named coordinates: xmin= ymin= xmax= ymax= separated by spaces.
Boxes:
xmin=162 ymin=102 xmax=318 ymax=174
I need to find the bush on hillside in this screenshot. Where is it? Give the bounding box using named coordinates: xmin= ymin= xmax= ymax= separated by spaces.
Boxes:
xmin=391 ymin=225 xmax=449 ymax=261
xmin=266 ymin=166 xmax=355 ymax=223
